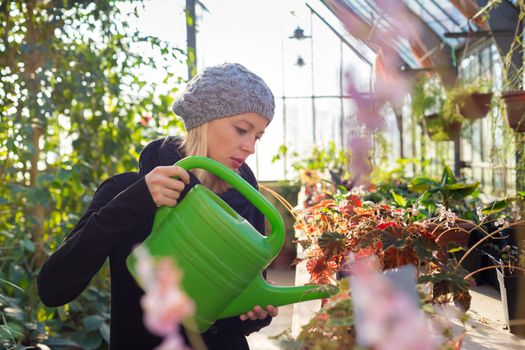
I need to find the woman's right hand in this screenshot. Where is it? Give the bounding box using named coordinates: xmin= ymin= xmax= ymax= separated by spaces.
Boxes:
xmin=145 ymin=166 xmax=190 ymax=207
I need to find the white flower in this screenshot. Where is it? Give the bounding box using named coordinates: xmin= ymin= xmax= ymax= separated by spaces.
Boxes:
xmin=495 ymin=216 xmax=508 ymax=228
xmin=476 ymin=207 xmax=486 ymax=222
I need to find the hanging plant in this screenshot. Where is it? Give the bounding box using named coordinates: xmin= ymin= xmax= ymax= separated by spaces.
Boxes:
xmin=502 ymin=91 xmax=525 ymax=132
xmin=449 ymin=81 xmax=493 ymax=121
xmin=423 ymin=113 xmax=462 ymax=142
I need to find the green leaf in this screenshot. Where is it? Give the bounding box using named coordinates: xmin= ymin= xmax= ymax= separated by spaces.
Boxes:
xmin=8 ymin=265 xmax=25 ymax=287
xmin=44 ymin=338 xmax=80 ymax=347
xmin=440 ymin=166 xmax=456 ymax=185
xmin=99 ymin=322 xmax=110 ymax=342
xmin=0 ymin=322 xmax=24 ymax=340
xmin=390 ymin=190 xmax=407 ymax=207
xmin=409 ymin=176 xmax=438 ymax=192
xmin=27 ymin=187 xmax=50 ymax=206
xmin=442 ymin=182 xmax=479 ymax=197
xmin=0 ymin=278 xmax=24 ymax=293
xmin=20 ymin=239 xmax=35 ymax=253
xmin=56 ymin=168 xmax=72 ymax=184
xmin=0 ymin=197 xmax=8 ymax=205
xmin=82 ymin=315 xmax=104 ymax=331
xmin=447 ymin=246 xmax=465 ymax=254
xmin=482 ymin=199 xmax=511 ymax=215
xmin=73 ymin=331 xmax=102 ymax=350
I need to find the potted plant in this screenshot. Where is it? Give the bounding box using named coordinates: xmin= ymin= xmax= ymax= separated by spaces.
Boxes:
xmin=502 ymin=91 xmax=525 ymax=132
xmin=410 ymin=74 xmax=462 ymax=142
xmin=445 ymin=81 xmax=493 ymax=121
xmin=500 ymin=71 xmax=525 ymax=131
xmin=423 ymin=113 xmax=462 ymax=141
xmin=496 ymin=3 xmax=525 ymax=132
xmin=409 ymin=166 xmax=480 ymax=251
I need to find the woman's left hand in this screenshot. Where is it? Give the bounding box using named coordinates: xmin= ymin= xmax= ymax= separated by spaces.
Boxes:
xmin=239 ymin=305 xmax=278 ymax=321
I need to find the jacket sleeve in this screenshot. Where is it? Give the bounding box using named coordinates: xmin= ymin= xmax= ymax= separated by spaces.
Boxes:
xmin=37 ymin=173 xmax=157 ymax=307
xmin=212 ymin=314 xmax=272 ymax=336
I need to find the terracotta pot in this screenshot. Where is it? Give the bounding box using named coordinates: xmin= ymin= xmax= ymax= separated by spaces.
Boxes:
xmin=502 ymin=91 xmax=525 ymax=132
xmin=427 ymin=220 xmax=476 ymax=262
xmin=460 ymin=92 xmax=493 ymax=120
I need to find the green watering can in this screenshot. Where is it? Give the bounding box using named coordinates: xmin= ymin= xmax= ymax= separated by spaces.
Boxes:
xmin=127 ymin=156 xmax=332 ymax=332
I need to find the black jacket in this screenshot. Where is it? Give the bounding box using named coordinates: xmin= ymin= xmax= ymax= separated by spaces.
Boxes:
xmin=37 ymin=136 xmax=271 ymax=349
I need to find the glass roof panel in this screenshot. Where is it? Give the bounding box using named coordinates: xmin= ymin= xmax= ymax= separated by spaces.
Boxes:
xmin=404 ymin=0 xmax=478 ymax=47
xmin=324 ymin=0 xmax=484 ymax=68
xmin=342 ymin=0 xmax=389 ymax=32
xmin=338 ymin=0 xmax=421 ymax=67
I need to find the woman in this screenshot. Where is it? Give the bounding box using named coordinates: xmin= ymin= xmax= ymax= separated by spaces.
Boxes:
xmin=38 ymin=63 xmax=279 ymax=350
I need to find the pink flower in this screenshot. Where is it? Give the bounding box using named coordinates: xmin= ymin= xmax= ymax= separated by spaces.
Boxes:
xmin=347 ymin=136 xmax=373 ymax=185
xmin=349 ymin=254 xmax=437 ymax=350
xmin=134 ymin=246 xmax=194 ymax=350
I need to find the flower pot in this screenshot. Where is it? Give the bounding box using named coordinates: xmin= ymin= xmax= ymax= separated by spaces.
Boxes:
xmin=483 ymin=253 xmax=500 ymax=292
xmin=424 ymin=114 xmax=461 ymax=141
xmin=502 ymin=91 xmax=525 ymax=132
xmin=496 ymin=267 xmax=525 ymax=337
xmin=460 ymin=92 xmax=493 ymax=120
xmin=427 ymin=221 xmax=476 ymax=262
xmin=454 ymin=248 xmax=483 ymax=284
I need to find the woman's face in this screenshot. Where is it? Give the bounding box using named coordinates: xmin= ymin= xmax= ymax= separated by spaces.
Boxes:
xmin=207 ymin=112 xmax=268 ymax=170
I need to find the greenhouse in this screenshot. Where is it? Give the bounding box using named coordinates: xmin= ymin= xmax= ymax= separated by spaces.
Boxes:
xmin=1 ymin=0 xmax=525 ymax=349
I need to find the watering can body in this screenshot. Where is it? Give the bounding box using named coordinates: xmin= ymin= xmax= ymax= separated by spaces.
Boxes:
xmin=126 ymin=156 xmax=332 ymax=332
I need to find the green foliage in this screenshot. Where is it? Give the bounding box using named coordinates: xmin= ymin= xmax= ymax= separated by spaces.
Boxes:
xmin=0 ymin=1 xmax=185 ymax=348
xmin=273 ymin=141 xmax=351 ymax=190
xmin=410 ymin=74 xmax=442 ymax=122
xmin=409 ymin=166 xmax=480 ymax=220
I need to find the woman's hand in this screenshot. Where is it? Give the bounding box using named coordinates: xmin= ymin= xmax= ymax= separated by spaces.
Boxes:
xmin=145 ymin=166 xmax=190 ymax=207
xmin=239 ymin=305 xmax=278 ymax=321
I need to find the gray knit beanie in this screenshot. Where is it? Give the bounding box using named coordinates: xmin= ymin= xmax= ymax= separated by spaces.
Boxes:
xmin=172 ymin=63 xmax=275 ymax=130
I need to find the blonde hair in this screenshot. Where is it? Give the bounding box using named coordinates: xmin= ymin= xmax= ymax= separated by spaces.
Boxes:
xmin=181 ymin=123 xmax=231 ymax=193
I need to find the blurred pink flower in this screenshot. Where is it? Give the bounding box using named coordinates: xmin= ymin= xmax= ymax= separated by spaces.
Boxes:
xmin=134 ymin=246 xmax=194 ymax=350
xmin=347 ymin=136 xmax=373 ymax=185
xmin=375 ymin=0 xmax=421 ymax=42
xmin=326 ymin=0 xmax=424 ymax=186
xmin=349 ymin=254 xmax=437 ymax=350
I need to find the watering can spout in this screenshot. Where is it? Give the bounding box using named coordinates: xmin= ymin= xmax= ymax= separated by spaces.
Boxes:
xmin=218 ymin=275 xmax=335 ymax=319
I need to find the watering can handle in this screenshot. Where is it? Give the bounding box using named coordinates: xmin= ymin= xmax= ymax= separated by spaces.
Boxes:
xmin=174 ymin=156 xmax=285 ymax=254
